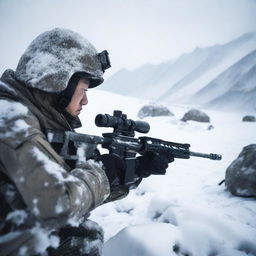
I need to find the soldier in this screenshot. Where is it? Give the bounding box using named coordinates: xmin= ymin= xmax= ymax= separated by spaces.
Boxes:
xmin=0 ymin=28 xmax=171 ymax=255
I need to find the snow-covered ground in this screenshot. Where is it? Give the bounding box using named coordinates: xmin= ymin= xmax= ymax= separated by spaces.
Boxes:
xmin=77 ymin=89 xmax=256 ymax=256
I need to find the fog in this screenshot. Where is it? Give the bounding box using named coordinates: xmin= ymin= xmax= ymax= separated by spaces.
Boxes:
xmin=0 ymin=0 xmax=256 ymax=78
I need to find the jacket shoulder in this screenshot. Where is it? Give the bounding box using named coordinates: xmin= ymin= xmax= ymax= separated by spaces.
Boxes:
xmin=0 ymin=98 xmax=42 ymax=148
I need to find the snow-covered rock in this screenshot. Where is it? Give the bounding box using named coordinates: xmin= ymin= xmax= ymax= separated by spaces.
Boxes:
xmin=242 ymin=115 xmax=256 ymax=122
xmin=225 ymin=144 xmax=256 ymax=197
xmin=137 ymin=104 xmax=174 ymax=119
xmin=103 ymin=223 xmax=181 ymax=256
xmin=181 ymin=109 xmax=210 ymax=123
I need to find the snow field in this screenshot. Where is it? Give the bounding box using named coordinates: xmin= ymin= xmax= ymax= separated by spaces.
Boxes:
xmin=77 ymin=90 xmax=256 ymax=256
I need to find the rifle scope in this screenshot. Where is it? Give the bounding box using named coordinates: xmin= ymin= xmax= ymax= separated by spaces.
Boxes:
xmin=95 ymin=110 xmax=150 ymax=135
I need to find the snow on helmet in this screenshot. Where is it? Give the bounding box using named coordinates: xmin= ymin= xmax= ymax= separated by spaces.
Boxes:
xmin=15 ymin=28 xmax=111 ymax=93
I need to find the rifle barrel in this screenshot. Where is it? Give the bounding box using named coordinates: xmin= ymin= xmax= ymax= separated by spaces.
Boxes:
xmin=190 ymin=151 xmax=222 ymax=160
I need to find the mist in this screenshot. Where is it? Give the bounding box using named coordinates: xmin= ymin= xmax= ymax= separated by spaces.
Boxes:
xmin=0 ymin=0 xmax=256 ymax=78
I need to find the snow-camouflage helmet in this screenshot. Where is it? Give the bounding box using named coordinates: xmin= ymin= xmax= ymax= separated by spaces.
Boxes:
xmin=15 ymin=28 xmax=110 ymax=93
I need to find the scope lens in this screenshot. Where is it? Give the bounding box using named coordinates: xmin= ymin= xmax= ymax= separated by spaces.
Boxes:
xmin=95 ymin=114 xmax=108 ymax=127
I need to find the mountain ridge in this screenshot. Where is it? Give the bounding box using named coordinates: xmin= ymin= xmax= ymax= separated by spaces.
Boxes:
xmin=101 ymin=31 xmax=256 ymax=111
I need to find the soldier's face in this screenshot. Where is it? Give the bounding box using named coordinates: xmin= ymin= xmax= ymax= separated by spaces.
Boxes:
xmin=66 ymin=79 xmax=89 ymax=116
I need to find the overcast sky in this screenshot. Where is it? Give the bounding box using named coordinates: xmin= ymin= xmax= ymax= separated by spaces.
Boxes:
xmin=0 ymin=0 xmax=256 ymax=78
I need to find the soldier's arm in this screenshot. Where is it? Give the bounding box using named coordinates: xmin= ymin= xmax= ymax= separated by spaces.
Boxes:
xmin=0 ymin=100 xmax=110 ymax=228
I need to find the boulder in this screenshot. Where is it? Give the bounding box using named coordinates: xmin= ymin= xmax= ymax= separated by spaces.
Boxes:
xmin=181 ymin=109 xmax=210 ymax=123
xmin=225 ymin=144 xmax=256 ymax=197
xmin=138 ymin=104 xmax=174 ymax=119
xmin=207 ymin=125 xmax=214 ymax=130
xmin=242 ymin=115 xmax=256 ymax=122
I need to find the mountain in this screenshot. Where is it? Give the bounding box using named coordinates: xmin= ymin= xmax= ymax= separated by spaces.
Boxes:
xmin=159 ymin=32 xmax=256 ymax=103
xmin=100 ymin=52 xmax=211 ymax=99
xmin=192 ymin=50 xmax=256 ymax=111
xmin=101 ymin=32 xmax=256 ymax=105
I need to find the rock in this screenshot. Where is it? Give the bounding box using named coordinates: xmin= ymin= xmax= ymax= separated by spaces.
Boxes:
xmin=181 ymin=109 xmax=210 ymax=123
xmin=225 ymin=144 xmax=256 ymax=197
xmin=207 ymin=125 xmax=214 ymax=130
xmin=242 ymin=115 xmax=256 ymax=122
xmin=138 ymin=104 xmax=174 ymax=119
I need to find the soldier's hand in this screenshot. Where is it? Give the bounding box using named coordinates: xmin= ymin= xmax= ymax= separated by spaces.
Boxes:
xmin=99 ymin=154 xmax=131 ymax=202
xmin=136 ymin=152 xmax=174 ymax=178
xmin=99 ymin=154 xmax=125 ymax=186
